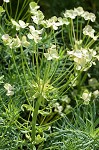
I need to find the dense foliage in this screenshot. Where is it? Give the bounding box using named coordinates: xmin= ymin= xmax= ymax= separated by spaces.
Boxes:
xmin=0 ymin=0 xmax=99 ymax=150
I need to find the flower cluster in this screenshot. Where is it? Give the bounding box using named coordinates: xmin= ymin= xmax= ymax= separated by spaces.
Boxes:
xmin=54 ymin=102 xmax=63 ymax=114
xmin=64 ymin=7 xmax=96 ymax=22
xmin=83 ymin=25 xmax=97 ymax=40
xmin=29 ymin=78 xmax=57 ymax=100
xmin=88 ymin=78 xmax=98 ymax=89
xmin=81 ymin=89 xmax=92 ymax=105
xmin=11 ymin=19 xmax=29 ymax=30
xmin=29 ymin=2 xmax=40 ymax=14
xmin=93 ymin=90 xmax=99 ymax=98
xmin=58 ymin=17 xmax=70 ymax=26
xmin=43 ymin=16 xmax=69 ymax=30
xmin=67 ymin=47 xmax=97 ymax=71
xmin=3 ymin=19 xmax=43 ymax=45
xmin=4 ymin=83 xmax=14 ymax=96
xmin=44 ymin=45 xmax=59 ymax=60
xmin=31 ymin=10 xmax=44 ymax=25
xmin=81 ymin=11 xmax=96 ymax=22
xmin=64 ymin=9 xmax=78 ymax=19
xmin=43 ymin=16 xmax=60 ymax=30
xmin=29 ymin=2 xmax=44 ymax=25
xmin=74 ymin=7 xmax=84 ymax=16
xmin=27 ymin=26 xmax=43 ymax=43
xmin=29 ymin=2 xmax=69 ymax=30
xmin=2 ymin=34 xmax=29 ymax=48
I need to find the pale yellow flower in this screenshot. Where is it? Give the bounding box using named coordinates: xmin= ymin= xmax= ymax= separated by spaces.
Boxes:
xmin=21 ymin=36 xmax=30 ymax=47
xmin=11 ymin=19 xmax=20 ymax=30
xmin=18 ymin=20 xmax=29 ymax=28
xmin=81 ymin=89 xmax=91 ymax=105
xmin=67 ymin=48 xmax=97 ymax=71
xmin=4 ymin=83 xmax=14 ymax=96
xmin=10 ymin=36 xmax=21 ymax=49
xmin=74 ymin=7 xmax=84 ymax=16
xmin=44 ymin=45 xmax=59 ymax=60
xmin=64 ymin=9 xmax=77 ymax=19
xmin=81 ymin=11 xmax=96 ymax=22
xmin=31 ymin=10 xmax=44 ymax=25
xmin=58 ymin=17 xmax=70 ymax=26
xmin=11 ymin=19 xmax=28 ymax=30
xmin=29 ymin=2 xmax=40 ymax=14
xmin=54 ymin=102 xmax=63 ymax=114
xmin=83 ymin=25 xmax=97 ymax=40
xmin=27 ymin=26 xmax=42 ymax=43
xmin=88 ymin=78 xmax=98 ymax=89
xmin=44 ymin=16 xmax=60 ymax=30
xmin=93 ymin=90 xmax=99 ymax=98
xmin=2 ymin=34 xmax=12 ymax=45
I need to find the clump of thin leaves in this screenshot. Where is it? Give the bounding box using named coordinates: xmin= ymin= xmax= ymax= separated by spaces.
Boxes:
xmin=43 ymin=102 xmax=99 ymax=150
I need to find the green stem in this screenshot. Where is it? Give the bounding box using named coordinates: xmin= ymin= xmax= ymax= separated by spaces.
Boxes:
xmin=61 ymin=25 xmax=65 ymax=48
xmin=14 ymin=0 xmax=20 ymax=20
xmin=16 ymin=0 xmax=28 ymax=20
xmin=76 ymin=16 xmax=78 ymax=40
xmin=79 ymin=17 xmax=83 ymax=40
xmin=10 ymin=48 xmax=30 ymax=105
xmin=31 ymin=95 xmax=42 ymax=143
xmin=71 ymin=19 xmax=76 ymax=44
xmin=4 ymin=3 xmax=11 ymax=20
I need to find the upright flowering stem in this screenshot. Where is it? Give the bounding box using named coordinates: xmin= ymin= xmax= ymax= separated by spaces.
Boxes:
xmin=71 ymin=19 xmax=76 ymax=43
xmin=79 ymin=17 xmax=83 ymax=40
xmin=14 ymin=0 xmax=20 ymax=20
xmin=3 ymin=2 xmax=11 ymax=20
xmin=76 ymin=16 xmax=78 ymax=40
xmin=68 ymin=20 xmax=73 ymax=47
xmin=31 ymin=95 xmax=42 ymax=143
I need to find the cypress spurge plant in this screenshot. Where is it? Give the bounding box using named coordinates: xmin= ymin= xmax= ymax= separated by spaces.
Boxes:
xmin=0 ymin=1 xmax=99 ymax=149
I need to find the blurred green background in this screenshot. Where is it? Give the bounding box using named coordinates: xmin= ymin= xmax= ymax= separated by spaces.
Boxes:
xmin=0 ymin=0 xmax=99 ymax=19
xmin=36 ymin=0 xmax=99 ymax=18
